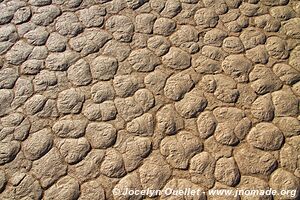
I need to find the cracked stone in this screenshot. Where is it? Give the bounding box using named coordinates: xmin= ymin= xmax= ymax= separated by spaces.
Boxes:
xmin=175 ymin=89 xmax=207 ymax=118
xmin=139 ymin=154 xmax=172 ymax=193
xmin=0 ymin=141 xmax=20 ymax=165
xmin=249 ymin=65 xmax=282 ymax=95
xmin=153 ymin=17 xmax=176 ymax=36
xmin=55 ymin=12 xmax=83 ymax=37
xmin=118 ymin=136 xmax=152 ymax=171
xmin=67 ymin=59 xmax=92 ymax=86
xmin=156 ymin=104 xmax=184 ymax=135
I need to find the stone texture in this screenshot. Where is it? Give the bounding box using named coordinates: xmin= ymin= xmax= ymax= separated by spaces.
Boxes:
xmin=247 ymin=122 xmax=284 ymax=151
xmin=57 ymin=88 xmax=84 ymax=114
xmin=22 ymin=128 xmax=53 ymax=160
xmin=269 ymin=168 xmax=300 ymax=200
xmin=234 ymin=145 xmax=277 ymax=176
xmin=91 ymin=56 xmax=118 ymax=81
xmin=160 ymin=131 xmax=202 ymax=169
xmin=44 ymin=176 xmax=80 ymax=200
xmin=214 ymin=157 xmax=240 ymax=187
xmin=190 ymin=152 xmax=216 ymax=188
xmin=31 ymin=149 xmax=67 ymax=188
xmin=85 ymin=122 xmax=117 ymax=149
xmin=57 ymin=137 xmax=90 ymax=164
xmin=249 ymin=65 xmax=283 ymax=95
xmin=162 ymin=47 xmax=191 ymax=70
xmin=139 ymin=154 xmax=172 ymax=194
xmin=0 ymin=1 xmax=299 ymax=199
xmin=128 ymin=48 xmax=160 ymax=72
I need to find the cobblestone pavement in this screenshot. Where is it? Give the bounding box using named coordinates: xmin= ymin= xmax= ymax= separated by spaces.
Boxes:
xmin=0 ymin=0 xmax=300 ymax=199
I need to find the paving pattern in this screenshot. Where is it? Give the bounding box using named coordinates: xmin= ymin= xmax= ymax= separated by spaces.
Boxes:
xmin=0 ymin=0 xmax=300 ymax=199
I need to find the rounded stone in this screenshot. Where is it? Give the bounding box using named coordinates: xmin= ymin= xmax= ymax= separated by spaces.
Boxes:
xmin=67 ymin=59 xmax=92 ymax=86
xmin=100 ymin=149 xmax=126 ymax=178
xmin=283 ymin=18 xmax=300 ymax=39
xmin=273 ymin=63 xmax=300 ymax=85
xmin=55 ymin=12 xmax=83 ymax=37
xmin=91 ymin=82 xmax=115 ymax=103
xmin=31 ymin=5 xmax=61 ymax=26
xmin=269 ymin=168 xmax=300 ymax=200
xmin=0 ymin=141 xmax=20 ymax=165
xmin=80 ymin=180 xmax=106 ymax=200
xmin=162 ymin=47 xmax=191 ymax=70
xmin=234 ymin=145 xmax=277 ymax=176
xmin=161 ymin=0 xmax=182 ymax=18
xmin=194 ymin=8 xmax=219 ymax=28
xmin=78 ymin=5 xmax=105 ymax=28
xmin=114 ymin=97 xmax=143 ymax=122
xmin=272 ymin=89 xmax=299 ymax=117
xmin=57 ymin=137 xmax=90 ymax=164
xmin=197 ymin=111 xmax=217 ymax=139
xmin=289 ymin=46 xmax=300 ymax=71
xmin=128 ymin=48 xmax=160 ymax=72
xmin=247 ymin=122 xmax=284 ymax=151
xmin=127 ymin=113 xmax=154 ymax=136
xmin=204 ymin=28 xmax=228 ymax=47
xmin=22 ymin=128 xmax=53 ymax=160
xmin=134 ymin=88 xmax=155 ymax=112
xmin=266 ymin=36 xmax=289 ymax=59
xmin=175 ymin=89 xmax=207 ymax=118
xmin=147 ymin=36 xmax=171 ymax=56
xmin=153 ymin=17 xmax=176 ymax=36
xmin=164 ymin=73 xmax=194 ymax=101
xmin=91 ymin=56 xmax=118 ymax=81
xmin=160 ymin=131 xmax=202 ymax=169
xmin=85 ymin=122 xmax=117 ymax=149
xmin=139 ymin=154 xmax=172 ymax=192
xmin=24 ymin=27 xmax=49 ymax=46
xmin=274 ymin=117 xmax=300 ymax=137
xmin=135 ymin=13 xmax=157 ymax=34
xmin=156 ymin=104 xmax=184 ymax=135
xmin=249 ymin=65 xmax=283 ymax=95
xmin=240 ymin=27 xmax=266 ymax=50
xmin=106 ymin=15 xmax=134 ymax=42
xmin=238 ymin=176 xmax=272 ymax=200
xmin=251 ymin=94 xmax=275 ymax=122
xmin=118 ymin=136 xmax=152 ymax=172
xmin=52 ymin=119 xmax=87 ymax=138
xmin=113 ymin=75 xmax=141 ymax=98
xmin=57 ymin=88 xmax=84 ymax=114
xmin=190 ymin=152 xmax=216 ymax=188
xmin=222 ymin=54 xmax=253 ymax=82
xmin=215 ymin=157 xmax=240 ymax=186
xmin=44 ymin=176 xmax=80 ymax=200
